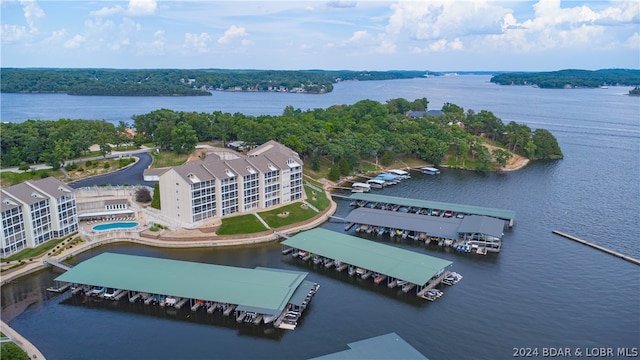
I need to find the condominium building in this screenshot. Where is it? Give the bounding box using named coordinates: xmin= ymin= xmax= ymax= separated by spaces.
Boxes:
xmin=1 ymin=177 xmax=78 ymax=257
xmin=157 ymin=141 xmax=304 ymax=225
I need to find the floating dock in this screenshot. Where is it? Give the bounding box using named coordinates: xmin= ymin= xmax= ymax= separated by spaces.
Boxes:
xmin=552 ymin=230 xmax=640 ymax=266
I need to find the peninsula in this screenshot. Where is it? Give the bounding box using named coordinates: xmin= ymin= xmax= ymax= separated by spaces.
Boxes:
xmin=490 ymin=68 xmax=640 ymax=89
xmin=0 ymin=68 xmax=429 ymax=96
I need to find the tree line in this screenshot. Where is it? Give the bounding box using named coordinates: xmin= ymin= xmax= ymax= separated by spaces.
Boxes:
xmin=0 ymin=98 xmax=563 ymax=172
xmin=1 ymin=68 xmax=429 ymax=96
xmin=490 ymin=69 xmax=640 ymax=88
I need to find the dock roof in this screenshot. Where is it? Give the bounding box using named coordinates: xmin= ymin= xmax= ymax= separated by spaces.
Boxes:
xmin=281 ymin=228 xmax=452 ymax=286
xmin=55 ymin=253 xmax=308 ymax=316
xmin=345 ymin=207 xmax=460 ymax=239
xmin=350 ymin=193 xmax=516 ymax=221
xmin=344 ymin=208 xmax=505 ymax=239
xmin=311 ymin=332 xmax=428 ymax=360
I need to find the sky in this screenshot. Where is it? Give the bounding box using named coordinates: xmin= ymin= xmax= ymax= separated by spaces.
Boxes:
xmin=1 ymin=0 xmax=638 ymax=71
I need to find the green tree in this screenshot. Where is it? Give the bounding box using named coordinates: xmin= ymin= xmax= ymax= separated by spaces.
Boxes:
xmin=171 ymin=122 xmax=198 ymax=154
xmin=327 ymin=166 xmax=341 ymax=181
xmin=338 ymin=157 xmax=351 ymax=176
xmin=532 ymin=128 xmax=563 ymax=159
xmin=492 ymin=148 xmax=512 ymax=168
xmin=151 ymin=183 xmax=161 ymax=209
xmin=155 ymin=121 xmax=174 ymax=149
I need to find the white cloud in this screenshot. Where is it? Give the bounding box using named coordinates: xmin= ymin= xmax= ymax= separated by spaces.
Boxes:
xmin=1 ymin=24 xmax=28 ymax=42
xmin=91 ymin=0 xmax=156 ymax=17
xmin=64 ymin=34 xmax=86 ymax=49
xmin=184 ymin=32 xmax=211 ymax=53
xmin=326 ymin=1 xmax=357 ymax=9
xmin=91 ymin=5 xmax=125 ymax=17
xmin=20 ymin=0 xmax=45 ymax=33
xmin=380 ymin=0 xmax=640 ymax=57
xmin=127 ymin=0 xmax=157 ymax=16
xmin=349 ymin=30 xmax=368 ymax=42
xmin=624 ymin=32 xmax=639 ymax=49
xmin=217 ymin=25 xmax=248 ymax=44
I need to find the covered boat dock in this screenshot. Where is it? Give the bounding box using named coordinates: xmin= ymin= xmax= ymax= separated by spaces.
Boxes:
xmin=311 ymin=332 xmax=428 ymax=359
xmin=54 ymin=253 xmax=319 ymax=330
xmin=281 ymin=228 xmax=455 ymax=300
xmin=345 ymin=207 xmax=506 ymax=253
xmin=349 ymin=193 xmax=516 ymax=227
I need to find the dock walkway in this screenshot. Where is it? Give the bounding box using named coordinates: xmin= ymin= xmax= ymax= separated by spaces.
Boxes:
xmin=552 ymin=230 xmax=640 ymax=266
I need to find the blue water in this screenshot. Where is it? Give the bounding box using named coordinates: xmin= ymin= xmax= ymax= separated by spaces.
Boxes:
xmin=1 ymin=76 xmax=638 ymax=360
xmin=92 ymin=222 xmax=139 ymax=231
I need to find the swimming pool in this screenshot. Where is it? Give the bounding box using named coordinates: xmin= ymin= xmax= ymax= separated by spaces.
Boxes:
xmin=92 ymin=222 xmax=139 ymax=231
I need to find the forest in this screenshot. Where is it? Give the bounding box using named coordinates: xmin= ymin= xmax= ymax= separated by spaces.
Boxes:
xmin=0 ymin=68 xmax=428 ymax=96
xmin=490 ymin=69 xmax=640 ymax=88
xmin=0 ymin=98 xmax=563 ymax=174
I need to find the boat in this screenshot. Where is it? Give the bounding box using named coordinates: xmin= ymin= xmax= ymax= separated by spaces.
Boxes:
xmin=366 ymin=179 xmax=386 ymax=189
xmin=386 ymin=169 xmax=411 ymax=179
xmin=351 ymin=182 xmax=371 ymax=193
xmin=103 ymin=288 xmax=123 ymax=300
xmin=422 ymin=167 xmax=440 ymax=175
xmin=374 ymin=173 xmax=400 ymax=185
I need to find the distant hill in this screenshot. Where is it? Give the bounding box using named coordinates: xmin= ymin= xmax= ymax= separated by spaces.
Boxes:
xmin=490 ymin=69 xmax=640 ymax=89
xmin=0 ymin=68 xmax=431 ymax=96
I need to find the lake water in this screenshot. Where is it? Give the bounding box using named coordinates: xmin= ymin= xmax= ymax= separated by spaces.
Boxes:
xmin=1 ymin=76 xmax=639 ymax=360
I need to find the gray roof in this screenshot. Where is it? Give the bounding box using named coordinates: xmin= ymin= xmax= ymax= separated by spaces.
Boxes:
xmin=457 ymin=215 xmax=505 ymax=238
xmin=2 ymin=182 xmax=48 ymax=206
xmin=27 ymin=177 xmax=74 ymax=198
xmin=172 ymin=161 xmax=215 ymax=184
xmin=104 ymin=199 xmax=128 ymax=205
xmin=165 ymin=141 xmax=300 ymax=183
xmin=344 ymin=207 xmax=461 ymax=239
xmin=55 ymin=253 xmax=309 ymax=316
xmin=224 ymin=158 xmax=257 ymax=177
xmin=282 ymin=228 xmax=452 ymax=286
xmin=350 ymin=193 xmax=515 ymax=221
xmin=344 ymin=207 xmax=505 ymax=239
xmin=311 ymin=332 xmax=428 ymax=360
xmin=0 ymin=192 xmax=21 ymax=213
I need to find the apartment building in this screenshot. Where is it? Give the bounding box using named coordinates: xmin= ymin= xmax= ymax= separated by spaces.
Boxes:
xmin=1 ymin=177 xmax=78 ymax=257
xmin=157 ymin=141 xmax=304 ymax=225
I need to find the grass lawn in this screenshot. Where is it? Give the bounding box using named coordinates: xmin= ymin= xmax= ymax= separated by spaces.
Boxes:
xmin=0 ymin=169 xmax=64 ymax=187
xmin=150 ymin=150 xmax=189 ymax=168
xmin=0 ymin=234 xmax=81 ymax=264
xmin=260 ymin=202 xmax=319 ymax=229
xmin=304 ymin=184 xmax=330 ymax=211
xmin=217 ymin=214 xmax=268 ymax=235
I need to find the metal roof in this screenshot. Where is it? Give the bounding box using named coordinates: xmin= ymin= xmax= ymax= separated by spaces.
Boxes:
xmin=55 ymin=253 xmax=308 ymax=316
xmin=344 ymin=208 xmax=505 ymax=239
xmin=311 ymin=332 xmax=428 ymax=360
xmin=457 ymin=215 xmax=505 ymax=238
xmin=281 ymin=228 xmax=452 ymax=286
xmin=350 ymin=193 xmax=516 ymax=221
xmin=344 ymin=207 xmax=461 ymax=239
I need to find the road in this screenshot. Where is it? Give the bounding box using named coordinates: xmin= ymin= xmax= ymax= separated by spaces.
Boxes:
xmin=1 ymin=148 xmax=156 ymax=188
xmin=68 ymin=151 xmax=155 ymax=188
